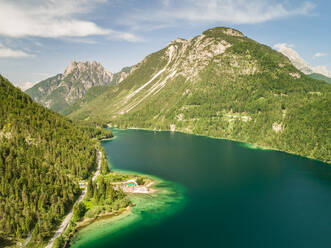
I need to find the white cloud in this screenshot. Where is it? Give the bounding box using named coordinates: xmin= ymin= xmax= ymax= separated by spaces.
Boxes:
xmin=273 ymin=43 xmax=295 ymax=50
xmin=0 ymin=43 xmax=32 ymax=58
xmin=0 ymin=0 xmax=107 ymax=38
xmin=18 ymin=72 xmax=53 ymax=90
xmin=32 ymin=72 xmax=51 ymax=77
xmin=0 ymin=0 xmax=140 ymax=42
xmin=273 ymin=42 xmax=313 ymax=74
xmin=314 ymin=52 xmax=327 ymax=58
xmin=274 ymin=43 xmax=331 ymax=78
xmin=313 ymin=66 xmax=331 ymax=77
xmin=122 ymin=0 xmax=315 ymax=29
xmin=107 ymin=31 xmax=144 ymax=42
xmin=20 ymin=81 xmax=37 ymax=90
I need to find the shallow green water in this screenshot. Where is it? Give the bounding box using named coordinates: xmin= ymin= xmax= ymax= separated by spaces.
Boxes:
xmin=71 ymin=129 xmax=331 ymax=248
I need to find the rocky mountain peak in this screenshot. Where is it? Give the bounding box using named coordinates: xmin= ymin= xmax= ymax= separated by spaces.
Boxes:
xmin=202 ymin=27 xmax=245 ymax=37
xmin=165 ymin=30 xmax=233 ymax=80
xmin=91 ymin=60 xmax=99 ymax=66
xmin=63 ymin=60 xmax=113 ymax=79
xmin=221 ymin=27 xmax=244 ymax=37
xmin=25 ymin=60 xmax=133 ymax=113
xmin=63 ymin=60 xmax=77 ymax=76
xmin=168 ymin=38 xmax=187 ymax=46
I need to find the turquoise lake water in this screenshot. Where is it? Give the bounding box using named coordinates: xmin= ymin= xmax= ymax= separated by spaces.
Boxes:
xmin=71 ymin=129 xmax=331 ymax=248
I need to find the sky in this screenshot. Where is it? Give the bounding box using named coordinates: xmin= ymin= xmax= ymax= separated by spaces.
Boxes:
xmin=0 ymin=0 xmax=330 ymax=89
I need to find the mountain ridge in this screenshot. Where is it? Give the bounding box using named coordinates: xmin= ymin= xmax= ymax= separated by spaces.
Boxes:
xmin=67 ymin=27 xmax=331 ymax=163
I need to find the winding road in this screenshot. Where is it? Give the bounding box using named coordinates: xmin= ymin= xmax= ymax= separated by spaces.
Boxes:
xmin=45 ymin=149 xmax=102 ymax=248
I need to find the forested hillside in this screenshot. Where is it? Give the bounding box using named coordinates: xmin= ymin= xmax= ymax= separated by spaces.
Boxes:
xmin=67 ymin=27 xmax=331 ymax=163
xmin=0 ymin=75 xmax=112 ymax=247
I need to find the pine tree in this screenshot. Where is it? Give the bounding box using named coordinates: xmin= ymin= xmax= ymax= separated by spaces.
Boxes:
xmin=93 ymin=184 xmax=98 ymax=203
xmin=87 ymin=177 xmax=93 ymax=198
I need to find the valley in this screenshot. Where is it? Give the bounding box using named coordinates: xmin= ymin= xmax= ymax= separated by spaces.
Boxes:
xmin=1 ymin=23 xmax=330 ymax=248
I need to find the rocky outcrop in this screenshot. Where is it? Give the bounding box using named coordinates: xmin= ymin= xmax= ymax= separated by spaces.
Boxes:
xmin=166 ymin=34 xmax=232 ymax=79
xmin=61 ymin=60 xmax=113 ymax=102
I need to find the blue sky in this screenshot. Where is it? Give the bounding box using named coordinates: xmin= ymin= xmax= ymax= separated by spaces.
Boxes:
xmin=0 ymin=0 xmax=330 ymax=89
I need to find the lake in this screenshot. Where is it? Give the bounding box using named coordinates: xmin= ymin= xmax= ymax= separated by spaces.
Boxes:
xmin=71 ymin=129 xmax=331 ymax=248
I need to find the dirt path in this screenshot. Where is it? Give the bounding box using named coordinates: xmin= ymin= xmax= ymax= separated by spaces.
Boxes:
xmin=45 ymin=149 xmax=102 ymax=248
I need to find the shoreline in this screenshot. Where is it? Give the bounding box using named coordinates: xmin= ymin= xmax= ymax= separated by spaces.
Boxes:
xmin=64 ymin=206 xmax=131 ymax=248
xmin=65 ymin=175 xmax=158 ymax=247
xmin=62 ymin=208 xmax=130 ymax=248
xmin=118 ymin=126 xmax=329 ymax=165
xmin=75 ymin=206 xmax=131 ymax=232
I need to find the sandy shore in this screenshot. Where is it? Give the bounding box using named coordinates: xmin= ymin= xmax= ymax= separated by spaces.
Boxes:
xmin=75 ymin=206 xmax=131 ymax=231
xmin=113 ymin=179 xmax=158 ymax=194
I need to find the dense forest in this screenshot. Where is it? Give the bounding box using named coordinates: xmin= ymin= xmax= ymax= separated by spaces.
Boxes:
xmin=53 ymin=168 xmax=131 ymax=248
xmin=0 ymin=75 xmax=112 ymax=247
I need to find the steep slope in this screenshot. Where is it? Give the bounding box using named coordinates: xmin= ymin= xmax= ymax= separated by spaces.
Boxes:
xmin=25 ymin=61 xmax=133 ymax=113
xmin=68 ymin=27 xmax=331 ymax=163
xmin=0 ymin=74 xmax=111 ymax=247
xmin=308 ymin=73 xmax=331 ymax=84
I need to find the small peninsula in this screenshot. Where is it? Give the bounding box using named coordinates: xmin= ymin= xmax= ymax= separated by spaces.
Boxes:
xmin=52 ymin=163 xmax=157 ymax=248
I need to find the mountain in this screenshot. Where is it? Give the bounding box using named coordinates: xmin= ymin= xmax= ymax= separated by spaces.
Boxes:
xmin=0 ymin=74 xmax=111 ymax=247
xmin=25 ymin=61 xmax=132 ymax=113
xmin=308 ymin=73 xmax=331 ymax=84
xmin=61 ymin=66 xmax=135 ymax=116
xmin=110 ymin=66 xmax=134 ymax=86
xmin=274 ymin=43 xmax=331 ymax=78
xmin=67 ymin=27 xmax=331 ymax=163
